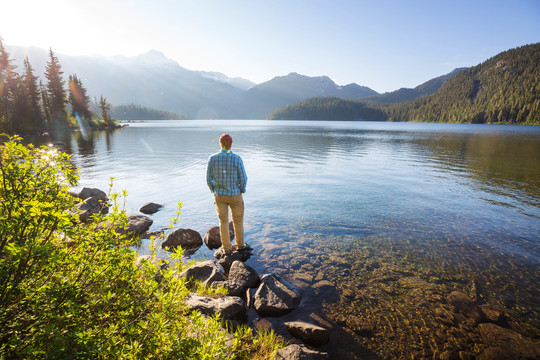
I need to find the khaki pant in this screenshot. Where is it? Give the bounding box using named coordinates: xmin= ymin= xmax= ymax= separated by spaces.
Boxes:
xmin=214 ymin=193 xmax=244 ymax=252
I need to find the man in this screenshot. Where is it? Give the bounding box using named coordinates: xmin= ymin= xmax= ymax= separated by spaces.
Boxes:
xmin=206 ymin=134 xmax=248 ymax=254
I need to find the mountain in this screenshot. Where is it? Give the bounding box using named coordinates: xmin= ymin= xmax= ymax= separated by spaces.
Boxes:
xmin=363 ymin=67 xmax=467 ymax=103
xmin=195 ymin=71 xmax=255 ymax=90
xmin=5 ymin=45 xmax=378 ymax=119
xmin=269 ymin=43 xmax=540 ymax=124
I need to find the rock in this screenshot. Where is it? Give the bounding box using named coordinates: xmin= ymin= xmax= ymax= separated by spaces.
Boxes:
xmin=76 ymin=197 xmax=103 ymax=223
xmin=211 ymin=281 xmax=245 ymax=296
xmin=178 ymin=260 xmax=225 ymax=287
xmin=311 ymin=280 xmax=339 ymax=303
xmin=162 ymin=228 xmax=203 ymax=249
xmin=79 ymin=187 xmax=108 ymax=203
xmin=138 ymin=202 xmax=163 ymax=214
xmin=476 ymin=347 xmax=514 ymax=360
xmin=121 ymin=214 xmax=153 ymax=236
xmin=68 ymin=190 xmax=80 ymax=199
xmin=275 ymin=344 xmax=329 ymax=360
xmin=215 ymin=245 xmax=253 ymax=272
xmin=186 ymin=294 xmax=246 ymax=321
xmin=478 ymin=323 xmax=540 ymax=359
xmin=446 ymin=291 xmax=485 ymax=322
xmin=229 ymin=261 xmax=260 ymax=289
xmin=203 ymin=222 xmax=234 ymax=250
xmin=254 ymin=273 xmax=302 ymax=317
xmin=284 ymin=321 xmax=330 ymax=347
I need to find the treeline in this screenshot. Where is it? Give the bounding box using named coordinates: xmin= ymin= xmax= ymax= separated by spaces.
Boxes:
xmin=268 ymin=97 xmax=386 ymax=121
xmin=110 ymin=104 xmax=184 ymax=120
xmin=0 ymin=37 xmax=115 ymax=134
xmin=268 ymin=43 xmax=540 ymax=125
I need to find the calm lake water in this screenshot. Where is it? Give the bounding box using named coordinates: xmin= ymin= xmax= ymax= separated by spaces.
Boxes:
xmin=29 ymin=120 xmax=540 ymax=359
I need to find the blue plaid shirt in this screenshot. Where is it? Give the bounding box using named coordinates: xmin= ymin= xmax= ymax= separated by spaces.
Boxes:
xmin=206 ymin=149 xmax=247 ymax=196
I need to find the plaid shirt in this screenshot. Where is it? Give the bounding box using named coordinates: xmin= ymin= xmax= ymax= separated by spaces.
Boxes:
xmin=206 ymin=149 xmax=247 ymax=196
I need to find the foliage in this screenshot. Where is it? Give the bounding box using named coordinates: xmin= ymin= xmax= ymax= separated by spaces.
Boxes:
xmin=268 ymin=96 xmax=387 ymax=121
xmin=45 ymin=49 xmax=68 ymax=128
xmin=110 ymin=103 xmax=184 ymax=120
xmin=68 ymin=74 xmax=93 ymax=121
xmin=0 ymin=137 xmax=283 ymax=359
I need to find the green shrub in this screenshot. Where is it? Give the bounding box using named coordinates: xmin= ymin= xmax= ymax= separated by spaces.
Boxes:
xmin=0 ymin=136 xmax=283 ymax=359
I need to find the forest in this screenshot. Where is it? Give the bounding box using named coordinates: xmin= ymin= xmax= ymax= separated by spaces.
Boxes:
xmin=0 ymin=38 xmax=115 ymax=134
xmin=269 ymin=43 xmax=540 ymax=125
xmin=110 ymin=104 xmax=184 ymax=120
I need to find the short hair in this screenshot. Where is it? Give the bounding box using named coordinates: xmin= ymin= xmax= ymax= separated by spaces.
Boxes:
xmin=219 ymin=134 xmax=233 ymax=148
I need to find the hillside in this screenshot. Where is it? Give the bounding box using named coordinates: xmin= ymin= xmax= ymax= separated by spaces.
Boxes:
xmin=269 ymin=43 xmax=540 ymax=124
xmin=363 ymin=67 xmax=467 ymax=103
xmin=6 ymin=46 xmax=378 ymax=119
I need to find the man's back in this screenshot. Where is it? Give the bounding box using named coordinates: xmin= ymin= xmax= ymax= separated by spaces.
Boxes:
xmin=207 ymin=149 xmax=247 ymax=196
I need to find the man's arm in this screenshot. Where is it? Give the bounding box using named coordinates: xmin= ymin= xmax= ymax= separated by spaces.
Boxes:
xmin=206 ymin=157 xmax=215 ymax=193
xmin=237 ymin=157 xmax=248 ymax=193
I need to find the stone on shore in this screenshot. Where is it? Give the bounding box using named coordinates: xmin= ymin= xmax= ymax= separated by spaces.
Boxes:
xmin=254 ymin=273 xmax=302 ymax=317
xmin=162 ymin=228 xmax=203 ymax=249
xmin=139 ymin=202 xmax=163 ymax=214
xmin=79 ymin=187 xmax=108 ymax=203
xmin=178 ymin=260 xmax=225 ymax=287
xmin=186 ymin=294 xmax=247 ymax=321
xmin=76 ymin=197 xmax=103 ymax=223
xmin=211 ymin=281 xmax=245 ymax=297
xmin=214 ymin=244 xmax=253 ymax=272
xmin=275 ymin=344 xmax=329 ymax=360
xmin=285 ymin=321 xmax=330 ymax=347
xmin=228 ymin=261 xmax=260 ymax=289
xmin=120 ymin=214 xmax=153 ymax=236
xmin=203 ymin=222 xmax=234 ymax=250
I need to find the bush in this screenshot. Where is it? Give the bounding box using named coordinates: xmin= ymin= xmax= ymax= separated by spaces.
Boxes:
xmin=0 ymin=137 xmax=283 ymax=359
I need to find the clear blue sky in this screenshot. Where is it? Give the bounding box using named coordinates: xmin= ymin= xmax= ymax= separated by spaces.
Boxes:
xmin=2 ymin=0 xmax=539 ymax=92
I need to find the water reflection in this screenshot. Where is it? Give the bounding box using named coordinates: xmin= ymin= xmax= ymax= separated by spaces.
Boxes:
xmin=24 ymin=120 xmax=540 ymax=359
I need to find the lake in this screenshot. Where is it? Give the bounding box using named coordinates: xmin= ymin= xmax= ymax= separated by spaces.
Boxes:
xmin=29 ymin=120 xmax=540 ymax=359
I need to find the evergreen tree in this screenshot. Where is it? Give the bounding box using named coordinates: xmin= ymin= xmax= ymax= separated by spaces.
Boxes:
xmin=23 ymin=57 xmax=45 ymax=129
xmin=39 ymin=80 xmax=51 ymax=128
xmin=0 ymin=37 xmax=17 ymax=132
xmin=99 ymin=95 xmax=112 ymax=125
xmin=45 ymin=48 xmax=68 ymax=127
xmin=68 ymin=74 xmax=93 ymax=120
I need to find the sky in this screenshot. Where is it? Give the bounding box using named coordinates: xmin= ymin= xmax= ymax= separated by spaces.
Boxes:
xmin=1 ymin=0 xmax=539 ymax=93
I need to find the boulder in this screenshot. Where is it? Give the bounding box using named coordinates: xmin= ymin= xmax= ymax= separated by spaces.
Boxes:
xmin=446 ymin=291 xmax=485 ymax=322
xmin=275 ymin=344 xmax=329 ymax=360
xmin=186 ymin=294 xmax=246 ymax=321
xmin=228 ymin=261 xmax=260 ymax=289
xmin=284 ymin=321 xmax=330 ymax=347
xmin=204 ymin=222 xmax=234 ymax=250
xmin=478 ymin=323 xmax=540 ymax=359
xmin=76 ymin=197 xmax=102 ymax=223
xmin=178 ymin=260 xmax=225 ymax=287
xmin=214 ymin=244 xmax=252 ymax=272
xmin=121 ymin=214 xmax=153 ymax=236
xmin=79 ymin=187 xmax=108 ymax=203
xmin=139 ymin=202 xmax=163 ymax=214
xmin=254 ymin=273 xmax=302 ymax=317
xmin=211 ymin=280 xmax=245 ymax=297
xmin=162 ymin=228 xmax=203 ymax=249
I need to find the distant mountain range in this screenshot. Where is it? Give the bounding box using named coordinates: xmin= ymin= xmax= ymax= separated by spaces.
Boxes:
xmin=6 ymin=45 xmax=464 ymax=119
xmin=269 ymin=43 xmax=540 ymax=124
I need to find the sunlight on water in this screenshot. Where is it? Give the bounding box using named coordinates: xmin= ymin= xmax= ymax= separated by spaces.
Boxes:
xmin=27 ymin=120 xmax=540 ymax=359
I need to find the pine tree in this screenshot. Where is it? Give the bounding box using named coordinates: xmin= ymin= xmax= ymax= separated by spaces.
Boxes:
xmin=68 ymin=74 xmax=93 ymax=120
xmin=23 ymin=57 xmax=45 ymax=129
xmin=0 ymin=37 xmax=17 ymax=132
xmin=39 ymin=80 xmax=51 ymax=128
xmin=99 ymin=95 xmax=112 ymax=125
xmin=45 ymin=48 xmax=68 ymax=127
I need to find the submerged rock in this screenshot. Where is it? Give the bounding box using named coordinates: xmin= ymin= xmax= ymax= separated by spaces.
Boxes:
xmin=162 ymin=228 xmax=203 ymax=249
xmin=446 ymin=291 xmax=485 ymax=322
xmin=285 ymin=321 xmax=330 ymax=347
xmin=478 ymin=323 xmax=540 ymax=359
xmin=254 ymin=273 xmax=302 ymax=317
